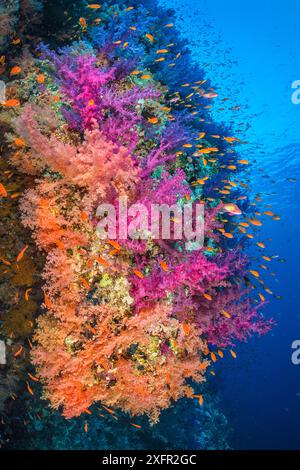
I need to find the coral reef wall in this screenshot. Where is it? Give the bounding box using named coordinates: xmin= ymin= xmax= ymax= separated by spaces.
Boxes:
xmin=0 ymin=0 xmax=273 ymax=449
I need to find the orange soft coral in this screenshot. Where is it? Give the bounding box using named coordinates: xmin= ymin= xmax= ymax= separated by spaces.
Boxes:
xmin=32 ymin=304 xmax=207 ymax=422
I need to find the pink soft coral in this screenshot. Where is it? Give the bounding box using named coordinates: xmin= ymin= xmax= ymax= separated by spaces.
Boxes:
xmin=16 ymin=106 xmax=140 ymax=207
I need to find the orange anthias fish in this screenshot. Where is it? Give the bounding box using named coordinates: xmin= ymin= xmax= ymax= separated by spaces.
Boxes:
xmin=36 ymin=74 xmax=45 ymax=84
xmin=249 ymin=218 xmax=262 ymax=227
xmin=133 ymin=269 xmax=144 ymax=279
xmin=79 ymin=17 xmax=87 ymax=29
xmin=107 ymin=240 xmax=121 ymax=250
xmin=224 ymin=136 xmax=239 ymax=143
xmin=256 ymin=242 xmax=265 ymax=249
xmin=25 ymin=288 xmax=32 ymax=301
xmin=16 ymin=244 xmax=29 ymax=262
xmin=182 ymin=322 xmax=190 ymax=336
xmin=147 ymin=117 xmax=158 ymax=124
xmin=198 ymin=147 xmax=218 ymax=154
xmin=203 ymin=92 xmax=218 ymax=99
xmin=102 ymin=405 xmax=115 ymax=415
xmin=198 ymin=132 xmax=206 ymax=139
xmin=199 ymin=361 xmax=208 ymax=371
xmin=230 ymin=349 xmax=237 ymax=359
xmin=95 ymin=256 xmax=110 ymax=267
xmin=210 ymin=352 xmax=217 ymax=363
xmin=84 ymin=324 xmax=97 ymax=335
xmin=0 ymin=183 xmax=8 ymax=197
xmin=192 ymin=177 xmax=208 ymax=186
xmin=80 ymin=211 xmax=88 ymax=222
xmin=43 ymin=290 xmax=52 ymax=309
xmin=87 ymin=3 xmax=101 ymax=8
xmin=80 ymin=277 xmax=90 ymax=290
xmin=223 ymin=232 xmax=234 ymax=239
xmin=14 ymin=137 xmax=26 ymax=147
xmin=55 ymin=239 xmax=65 ymax=250
xmin=203 ymin=293 xmax=212 ymax=301
xmin=145 ymin=33 xmax=154 ymax=43
xmin=131 ymin=423 xmax=142 ymax=429
xmin=3 ymin=99 xmax=20 ymax=107
xmin=10 ymin=66 xmax=22 ymax=76
xmin=14 ymin=345 xmax=23 ymax=358
xmin=26 ymin=382 xmax=34 ymax=396
xmin=28 ymin=372 xmax=39 ymax=382
xmin=222 ymin=203 xmax=242 ymax=215
xmin=221 ymin=309 xmax=231 ymax=319
xmin=159 ymin=260 xmax=169 ymax=272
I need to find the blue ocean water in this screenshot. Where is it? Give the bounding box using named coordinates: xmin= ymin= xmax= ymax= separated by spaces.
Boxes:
xmin=161 ymin=0 xmax=300 ymax=449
